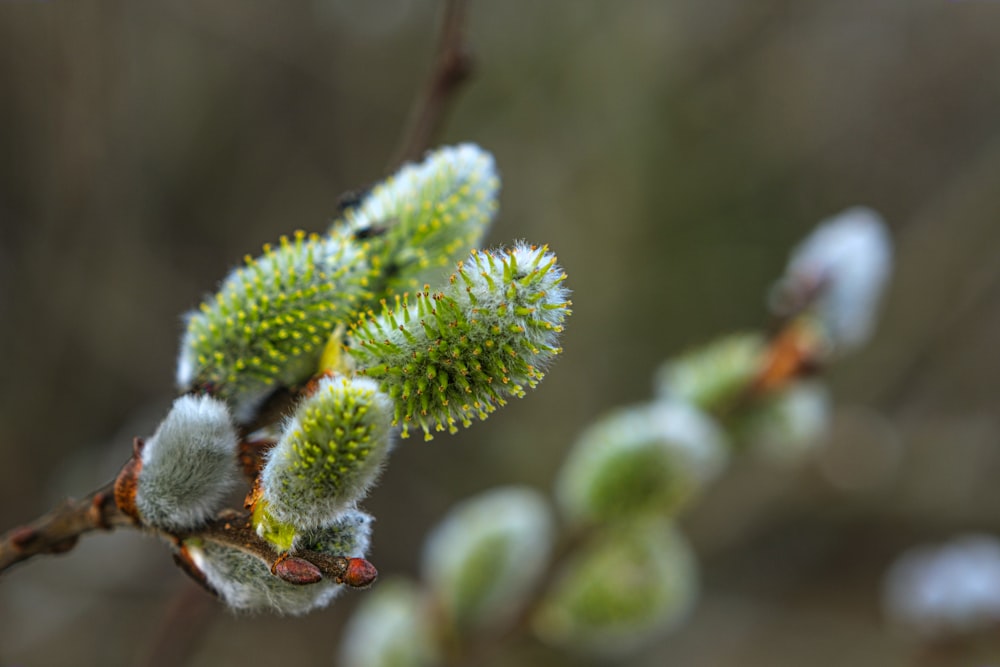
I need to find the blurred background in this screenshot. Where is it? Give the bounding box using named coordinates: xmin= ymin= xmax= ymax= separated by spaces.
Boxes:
xmin=2 ymin=0 xmax=1000 ymax=665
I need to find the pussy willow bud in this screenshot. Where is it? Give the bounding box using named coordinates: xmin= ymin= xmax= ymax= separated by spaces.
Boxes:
xmin=533 ymin=518 xmax=698 ymax=656
xmin=556 ymin=400 xmax=727 ymax=522
xmin=133 ymin=395 xmax=239 ymax=531
xmin=883 ymin=534 xmax=1000 ymax=639
xmin=421 ymin=486 xmax=554 ymax=632
xmin=770 ymin=207 xmax=892 ymax=355
xmin=335 ymin=143 xmax=499 ymax=298
xmin=255 ymin=375 xmax=393 ymax=546
xmin=184 ymin=509 xmax=373 ymax=615
xmin=655 ymin=333 xmax=766 ymax=413
xmin=177 ymin=230 xmax=371 ymax=423
xmin=339 ymin=578 xmax=436 ymax=667
xmin=348 ymin=243 xmax=571 ymax=439
xmin=738 ymin=380 xmax=830 ymax=463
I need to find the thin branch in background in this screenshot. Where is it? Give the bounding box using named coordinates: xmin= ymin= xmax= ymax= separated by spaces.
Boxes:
xmin=387 ymin=0 xmax=473 ymax=171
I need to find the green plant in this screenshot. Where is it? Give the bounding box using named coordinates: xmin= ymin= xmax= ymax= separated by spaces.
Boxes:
xmin=338 ymin=207 xmax=893 ymax=665
xmin=0 ymin=144 xmax=572 ymax=618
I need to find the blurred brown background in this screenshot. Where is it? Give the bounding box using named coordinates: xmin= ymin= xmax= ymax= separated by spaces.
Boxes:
xmin=2 ymin=1 xmax=1000 ymax=665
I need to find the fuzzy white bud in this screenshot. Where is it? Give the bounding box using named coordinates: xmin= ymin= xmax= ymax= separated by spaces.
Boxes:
xmin=771 ymin=207 xmax=892 ymax=353
xmin=883 ymin=534 xmax=1000 ymax=639
xmin=422 ymin=486 xmax=554 ymax=631
xmin=135 ymin=395 xmax=240 ymax=531
xmin=556 ymin=400 xmax=728 ymax=522
xmin=339 ymin=578 xmax=436 ymax=667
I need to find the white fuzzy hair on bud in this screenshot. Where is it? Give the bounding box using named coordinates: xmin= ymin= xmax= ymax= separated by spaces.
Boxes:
xmin=257 ymin=375 xmax=395 ymax=534
xmin=186 ymin=510 xmax=373 ymax=615
xmin=883 ymin=534 xmax=1000 ymax=639
xmin=337 ymin=143 xmax=500 ymax=295
xmin=555 ymin=400 xmax=728 ymax=522
xmin=135 ymin=395 xmax=240 ymax=531
xmin=771 ymin=207 xmax=892 ymax=353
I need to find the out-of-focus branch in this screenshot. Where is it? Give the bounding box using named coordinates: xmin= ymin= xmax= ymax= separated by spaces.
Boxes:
xmin=387 ymin=0 xmax=473 ymax=171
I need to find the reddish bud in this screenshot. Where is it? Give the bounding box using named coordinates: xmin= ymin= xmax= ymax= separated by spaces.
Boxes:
xmin=339 ymin=557 xmax=377 ymax=588
xmin=273 ymin=555 xmax=323 ymax=585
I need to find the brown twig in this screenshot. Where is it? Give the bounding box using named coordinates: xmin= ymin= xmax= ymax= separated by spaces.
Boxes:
xmin=0 ymin=482 xmax=130 ymax=573
xmin=0 ymin=484 xmax=373 ymax=591
xmin=1 ymin=0 xmax=463 ymax=610
xmin=176 ymin=509 xmax=366 ymax=584
xmin=387 ymin=0 xmax=474 ymax=171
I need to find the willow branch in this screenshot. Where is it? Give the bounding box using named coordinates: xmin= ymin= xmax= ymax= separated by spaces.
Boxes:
xmin=0 ymin=0 xmax=468 ymax=590
xmin=177 ymin=510 xmax=362 ymax=584
xmin=0 ymin=482 xmax=129 ymax=573
xmin=1 ymin=482 xmax=371 ymax=592
xmin=387 ymin=0 xmax=473 ymax=171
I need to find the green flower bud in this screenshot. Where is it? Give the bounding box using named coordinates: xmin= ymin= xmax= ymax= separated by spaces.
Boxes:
xmin=335 ymin=143 xmax=499 ymax=298
xmin=533 ymin=519 xmax=697 ymax=656
xmin=556 ymin=400 xmax=727 ymax=523
xmin=737 ymin=380 xmax=830 ymax=463
xmin=177 ymin=230 xmax=372 ymax=423
xmin=422 ymin=486 xmax=554 ymax=632
xmin=256 ymin=375 xmax=394 ymax=544
xmin=134 ymin=395 xmax=240 ymax=531
xmin=339 ymin=578 xmax=436 ymax=667
xmin=655 ymin=333 xmax=766 ymax=413
xmin=348 ymin=243 xmax=571 ymax=439
xmin=185 ymin=509 xmax=372 ymax=614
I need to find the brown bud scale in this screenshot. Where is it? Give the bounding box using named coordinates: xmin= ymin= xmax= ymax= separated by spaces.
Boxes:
xmin=273 ymin=555 xmax=323 ymax=585
xmin=339 ymin=557 xmax=377 ymax=588
xmin=113 ymin=438 xmax=145 ymax=524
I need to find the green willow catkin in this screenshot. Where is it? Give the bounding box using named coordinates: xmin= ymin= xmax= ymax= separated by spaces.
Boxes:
xmin=339 ymin=578 xmax=437 ymax=667
xmin=347 ymin=242 xmax=572 ymax=440
xmin=555 ymin=400 xmax=727 ymax=523
xmin=655 ymin=333 xmax=766 ymax=414
xmin=421 ymin=486 xmax=554 ymax=632
xmin=532 ymin=518 xmax=698 ymax=656
xmin=177 ymin=230 xmax=371 ymax=422
xmin=335 ymin=143 xmax=499 ymax=300
xmin=176 ymin=145 xmax=500 ymax=425
xmin=255 ymin=375 xmax=394 ymax=549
